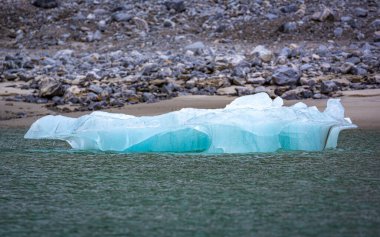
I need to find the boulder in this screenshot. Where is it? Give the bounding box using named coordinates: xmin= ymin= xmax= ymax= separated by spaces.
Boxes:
xmin=39 ymin=77 xmax=64 ymax=98
xmin=321 ymin=81 xmax=338 ymax=94
xmin=272 ymin=67 xmax=300 ymax=85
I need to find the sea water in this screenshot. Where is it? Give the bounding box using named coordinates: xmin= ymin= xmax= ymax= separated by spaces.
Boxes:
xmin=0 ymin=128 xmax=379 ymax=236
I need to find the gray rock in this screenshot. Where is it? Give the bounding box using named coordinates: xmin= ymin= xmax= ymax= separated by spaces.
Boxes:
xmin=247 ymin=77 xmax=266 ymax=85
xmin=341 ymin=16 xmax=352 ymax=22
xmin=133 ymin=17 xmax=149 ymax=32
xmin=86 ymin=72 xmax=101 ymax=81
xmin=334 ymin=27 xmax=343 ymax=38
xmin=354 ymin=7 xmax=368 ymax=17
xmin=52 ymin=96 xmax=64 ymax=105
xmin=39 ymin=78 xmax=64 ymax=98
xmin=143 ymin=92 xmax=156 ymax=103
xmin=142 ymin=63 xmax=159 ymax=75
xmin=164 ymin=1 xmax=186 ymax=13
xmin=265 ymin=13 xmax=278 ymax=20
xmin=216 ymin=86 xmax=239 ymax=96
xmin=254 ymin=86 xmax=269 ymax=94
xmin=316 ymin=45 xmax=329 ymax=56
xmin=371 ymin=19 xmax=380 ymax=30
xmin=88 ymin=101 xmax=106 ymax=110
xmin=312 ymin=7 xmax=334 ymax=22
xmin=272 ymin=67 xmax=300 ymax=85
xmin=278 ymin=22 xmax=297 ymax=33
xmin=321 ymin=81 xmax=337 ymax=94
xmin=346 ymin=56 xmax=361 ymax=65
xmin=279 ymin=47 xmax=292 ymax=58
xmin=232 ymin=66 xmax=250 ymax=78
xmin=252 ymin=45 xmax=273 ymax=63
xmin=163 ymin=19 xmax=175 ymax=28
xmin=374 ymin=31 xmax=380 ymax=42
xmin=356 ymin=32 xmax=365 ymax=40
xmin=18 ymin=73 xmax=34 ymax=82
xmin=313 ymin=93 xmax=328 ymax=99
xmin=110 ymin=98 xmax=124 ymax=107
xmin=32 ymin=0 xmax=58 ymax=9
xmin=87 ymin=31 xmax=102 ymax=42
xmin=86 ymin=92 xmax=99 ymax=102
xmin=280 ymin=4 xmax=298 ymax=13
xmin=88 ymin=84 xmax=103 ymax=94
xmin=281 ymin=88 xmax=311 ymax=100
xmin=300 ymin=64 xmax=312 ymax=71
xmin=112 ymin=12 xmax=132 ymax=22
xmin=340 ymin=62 xmax=357 ymax=74
xmin=184 ymin=41 xmax=205 ymax=54
xmin=356 ymin=67 xmax=368 ymax=76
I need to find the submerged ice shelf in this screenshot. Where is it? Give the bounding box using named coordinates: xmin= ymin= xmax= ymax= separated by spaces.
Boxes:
xmin=24 ymin=93 xmax=357 ymax=153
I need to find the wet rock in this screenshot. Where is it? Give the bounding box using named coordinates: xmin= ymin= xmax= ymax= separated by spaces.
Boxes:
xmin=32 ymin=0 xmax=58 ymax=9
xmin=272 ymin=67 xmax=300 ymax=86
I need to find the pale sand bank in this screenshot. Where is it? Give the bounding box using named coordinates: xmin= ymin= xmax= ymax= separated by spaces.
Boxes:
xmin=0 ymin=90 xmax=379 ymax=129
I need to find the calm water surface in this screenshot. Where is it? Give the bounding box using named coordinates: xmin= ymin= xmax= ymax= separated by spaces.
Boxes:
xmin=0 ymin=129 xmax=379 ymax=237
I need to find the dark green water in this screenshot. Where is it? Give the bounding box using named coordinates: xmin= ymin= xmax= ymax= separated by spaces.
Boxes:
xmin=0 ymin=129 xmax=379 ymax=237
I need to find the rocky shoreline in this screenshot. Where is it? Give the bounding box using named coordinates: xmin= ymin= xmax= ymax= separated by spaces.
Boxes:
xmin=0 ymin=0 xmax=379 ymax=113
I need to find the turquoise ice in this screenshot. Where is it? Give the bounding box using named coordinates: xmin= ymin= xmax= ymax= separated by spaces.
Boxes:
xmin=24 ymin=93 xmax=357 ymax=153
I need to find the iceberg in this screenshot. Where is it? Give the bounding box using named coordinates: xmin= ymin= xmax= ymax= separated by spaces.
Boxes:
xmin=24 ymin=93 xmax=357 ymax=153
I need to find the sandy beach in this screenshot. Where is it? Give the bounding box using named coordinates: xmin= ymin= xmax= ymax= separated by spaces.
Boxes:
xmin=1 ymin=89 xmax=379 ymax=130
